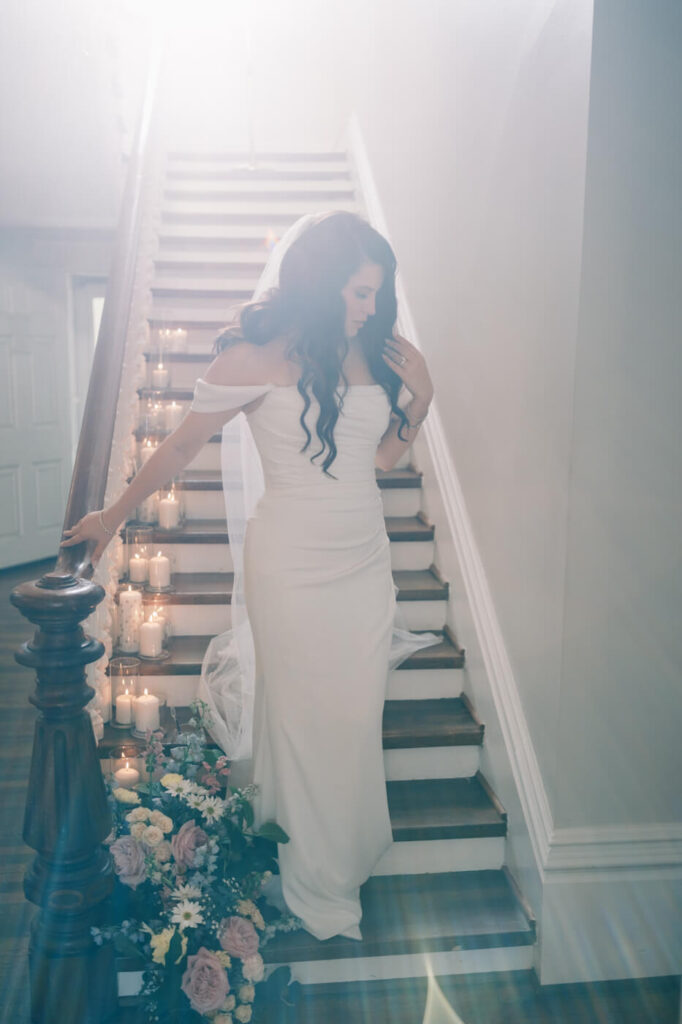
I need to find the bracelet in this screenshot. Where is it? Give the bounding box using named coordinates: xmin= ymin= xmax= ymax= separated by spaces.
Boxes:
xmin=99 ymin=510 xmax=115 ymax=537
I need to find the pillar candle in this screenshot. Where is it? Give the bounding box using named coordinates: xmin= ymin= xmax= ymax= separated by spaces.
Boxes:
xmin=140 ymin=441 xmax=156 ymax=465
xmin=164 ymin=401 xmax=183 ymax=432
xmin=114 ymin=761 xmax=140 ymax=787
xmin=115 ymin=689 xmax=133 ymax=724
xmin=128 ymin=554 xmax=148 ymax=583
xmin=158 ymin=494 xmax=180 ymax=530
xmin=134 ymin=689 xmax=160 ymax=732
xmin=139 ymin=619 xmax=163 ymax=658
xmin=118 ymin=588 xmax=142 ymax=652
xmin=152 ymin=363 xmax=170 ymax=389
xmin=148 ymin=552 xmax=171 ymax=589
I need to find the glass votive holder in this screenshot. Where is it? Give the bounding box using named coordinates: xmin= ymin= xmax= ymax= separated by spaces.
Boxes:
xmin=132 ymin=687 xmax=167 ymax=739
xmin=163 ymin=399 xmax=184 ymax=433
xmin=110 ymin=657 xmax=140 ymax=729
xmin=146 ymin=547 xmax=174 ymax=593
xmin=151 ymin=361 xmax=170 ymax=390
xmin=143 ymin=395 xmax=165 ymax=434
xmin=112 ymin=749 xmax=142 ymax=788
xmin=138 ymin=437 xmax=158 ymax=470
xmin=158 ymin=485 xmax=182 ymax=530
xmin=146 ymin=598 xmax=172 ymax=644
xmin=117 ymin=585 xmax=143 ymax=653
xmin=125 ymin=526 xmax=153 ymax=583
xmin=136 ymin=491 xmax=159 ymax=526
xmin=138 ymin=605 xmax=170 ymax=661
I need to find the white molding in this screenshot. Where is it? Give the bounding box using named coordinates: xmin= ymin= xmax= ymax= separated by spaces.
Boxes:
xmin=547 ymin=822 xmax=682 ymax=873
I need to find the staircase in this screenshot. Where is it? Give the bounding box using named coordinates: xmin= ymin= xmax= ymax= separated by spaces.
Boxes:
xmin=103 ymin=150 xmax=535 ymax=1011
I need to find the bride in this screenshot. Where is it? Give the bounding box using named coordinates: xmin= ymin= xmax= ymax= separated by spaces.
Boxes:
xmin=61 ymin=210 xmax=436 ymax=942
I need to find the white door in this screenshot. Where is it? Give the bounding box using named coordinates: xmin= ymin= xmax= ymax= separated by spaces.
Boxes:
xmin=0 ymin=304 xmax=72 ymax=569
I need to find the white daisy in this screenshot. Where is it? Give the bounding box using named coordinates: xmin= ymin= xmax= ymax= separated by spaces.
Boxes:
xmin=170 ymin=900 xmax=204 ymax=931
xmin=200 ymin=796 xmax=226 ymax=823
xmin=171 ymin=883 xmax=202 ymax=901
xmin=185 ymin=791 xmax=206 ymax=811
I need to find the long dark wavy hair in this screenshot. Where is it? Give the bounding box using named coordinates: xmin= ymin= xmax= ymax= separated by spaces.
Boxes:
xmin=212 ymin=210 xmax=411 ymax=478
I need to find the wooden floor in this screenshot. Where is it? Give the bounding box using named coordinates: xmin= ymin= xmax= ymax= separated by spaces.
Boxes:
xmin=2 ymin=560 xmax=680 ymax=1024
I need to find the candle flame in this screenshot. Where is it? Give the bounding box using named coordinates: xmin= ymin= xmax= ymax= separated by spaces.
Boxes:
xmin=125 ymin=761 xmax=130 ymax=769
xmin=124 ymin=688 xmax=129 ymax=695
xmin=144 ymin=688 xmax=149 ymax=696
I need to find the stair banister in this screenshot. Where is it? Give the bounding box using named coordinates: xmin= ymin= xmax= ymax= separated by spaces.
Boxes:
xmin=9 ymin=40 xmax=163 ymax=1024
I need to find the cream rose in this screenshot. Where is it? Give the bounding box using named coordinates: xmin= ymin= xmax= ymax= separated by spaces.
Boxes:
xmin=142 ymin=825 xmax=164 ymax=848
xmin=241 ymin=953 xmax=264 ymax=983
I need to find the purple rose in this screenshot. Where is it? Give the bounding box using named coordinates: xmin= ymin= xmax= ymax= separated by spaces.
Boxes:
xmin=218 ymin=915 xmax=259 ymax=959
xmin=181 ymin=946 xmax=229 ymax=1014
xmin=171 ymin=820 xmax=208 ymax=871
xmin=110 ymin=835 xmax=147 ymax=889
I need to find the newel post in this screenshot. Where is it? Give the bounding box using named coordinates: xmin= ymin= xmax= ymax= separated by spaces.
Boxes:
xmin=11 ymin=570 xmax=118 ymax=1024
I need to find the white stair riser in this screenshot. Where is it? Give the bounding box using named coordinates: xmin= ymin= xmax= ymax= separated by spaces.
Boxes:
xmin=186 ymin=444 xmax=414 ymax=474
xmin=151 ymin=292 xmax=256 ymax=314
xmin=153 ymin=264 xmax=266 ymax=282
xmin=155 ymin=536 xmax=432 ymax=573
xmin=130 ymin=667 xmax=461 ymax=708
xmin=118 ymin=944 xmax=532 ymax=997
xmin=159 ymin=599 xmax=446 ymax=637
xmin=158 ymin=223 xmax=302 ymax=242
xmin=166 ymin=157 xmax=351 ymax=174
xmin=161 ymin=197 xmax=358 ymax=218
xmin=179 ymin=487 xmax=421 ymax=520
xmin=164 ymin=179 xmax=354 ymax=197
xmin=134 ymin=538 xmax=432 ymax=574
xmin=372 ymin=836 xmax=505 ymax=877
xmin=383 ymin=746 xmax=479 ymax=782
xmin=263 ymin=943 xmax=534 ymax=987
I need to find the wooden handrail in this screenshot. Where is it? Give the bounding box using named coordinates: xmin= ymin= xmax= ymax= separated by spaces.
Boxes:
xmin=56 ymin=39 xmax=163 ymax=581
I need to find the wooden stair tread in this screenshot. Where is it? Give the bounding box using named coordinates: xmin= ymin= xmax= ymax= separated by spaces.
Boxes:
xmin=387 ymin=775 xmax=506 ymax=841
xmin=121 ymin=515 xmax=435 ymax=544
xmin=100 ymin=695 xmax=479 ymax=757
xmin=125 ymin=631 xmax=463 ymax=675
xmin=172 ymin=467 xmax=423 ymax=490
xmin=118 ymin=567 xmax=447 ymax=602
xmin=382 ymin=698 xmax=483 ymax=748
xmin=261 ymin=870 xmax=534 ymax=963
xmin=152 ymin=281 xmax=255 ymax=298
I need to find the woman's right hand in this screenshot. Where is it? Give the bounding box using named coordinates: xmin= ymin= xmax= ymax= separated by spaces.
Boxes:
xmin=60 ymin=509 xmax=117 ymax=567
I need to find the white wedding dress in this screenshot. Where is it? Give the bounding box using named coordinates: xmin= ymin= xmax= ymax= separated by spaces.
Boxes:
xmin=191 ymin=377 xmax=439 ymax=941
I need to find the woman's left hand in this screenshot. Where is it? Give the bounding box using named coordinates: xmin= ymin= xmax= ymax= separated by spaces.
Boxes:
xmin=382 ymin=333 xmax=434 ymax=406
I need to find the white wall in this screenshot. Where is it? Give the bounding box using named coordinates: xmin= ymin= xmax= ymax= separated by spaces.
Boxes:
xmin=344 ymin=0 xmax=594 ymax=816
xmin=554 ymin=0 xmax=682 ymax=828
xmin=0 ymin=229 xmax=114 ymax=567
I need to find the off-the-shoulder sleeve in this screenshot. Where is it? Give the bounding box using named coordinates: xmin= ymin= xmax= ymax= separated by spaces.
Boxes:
xmin=190 ymin=378 xmax=275 ymax=414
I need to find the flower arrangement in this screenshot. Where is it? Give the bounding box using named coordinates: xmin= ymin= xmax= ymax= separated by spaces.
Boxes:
xmin=96 ymin=701 xmax=303 ymax=1022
